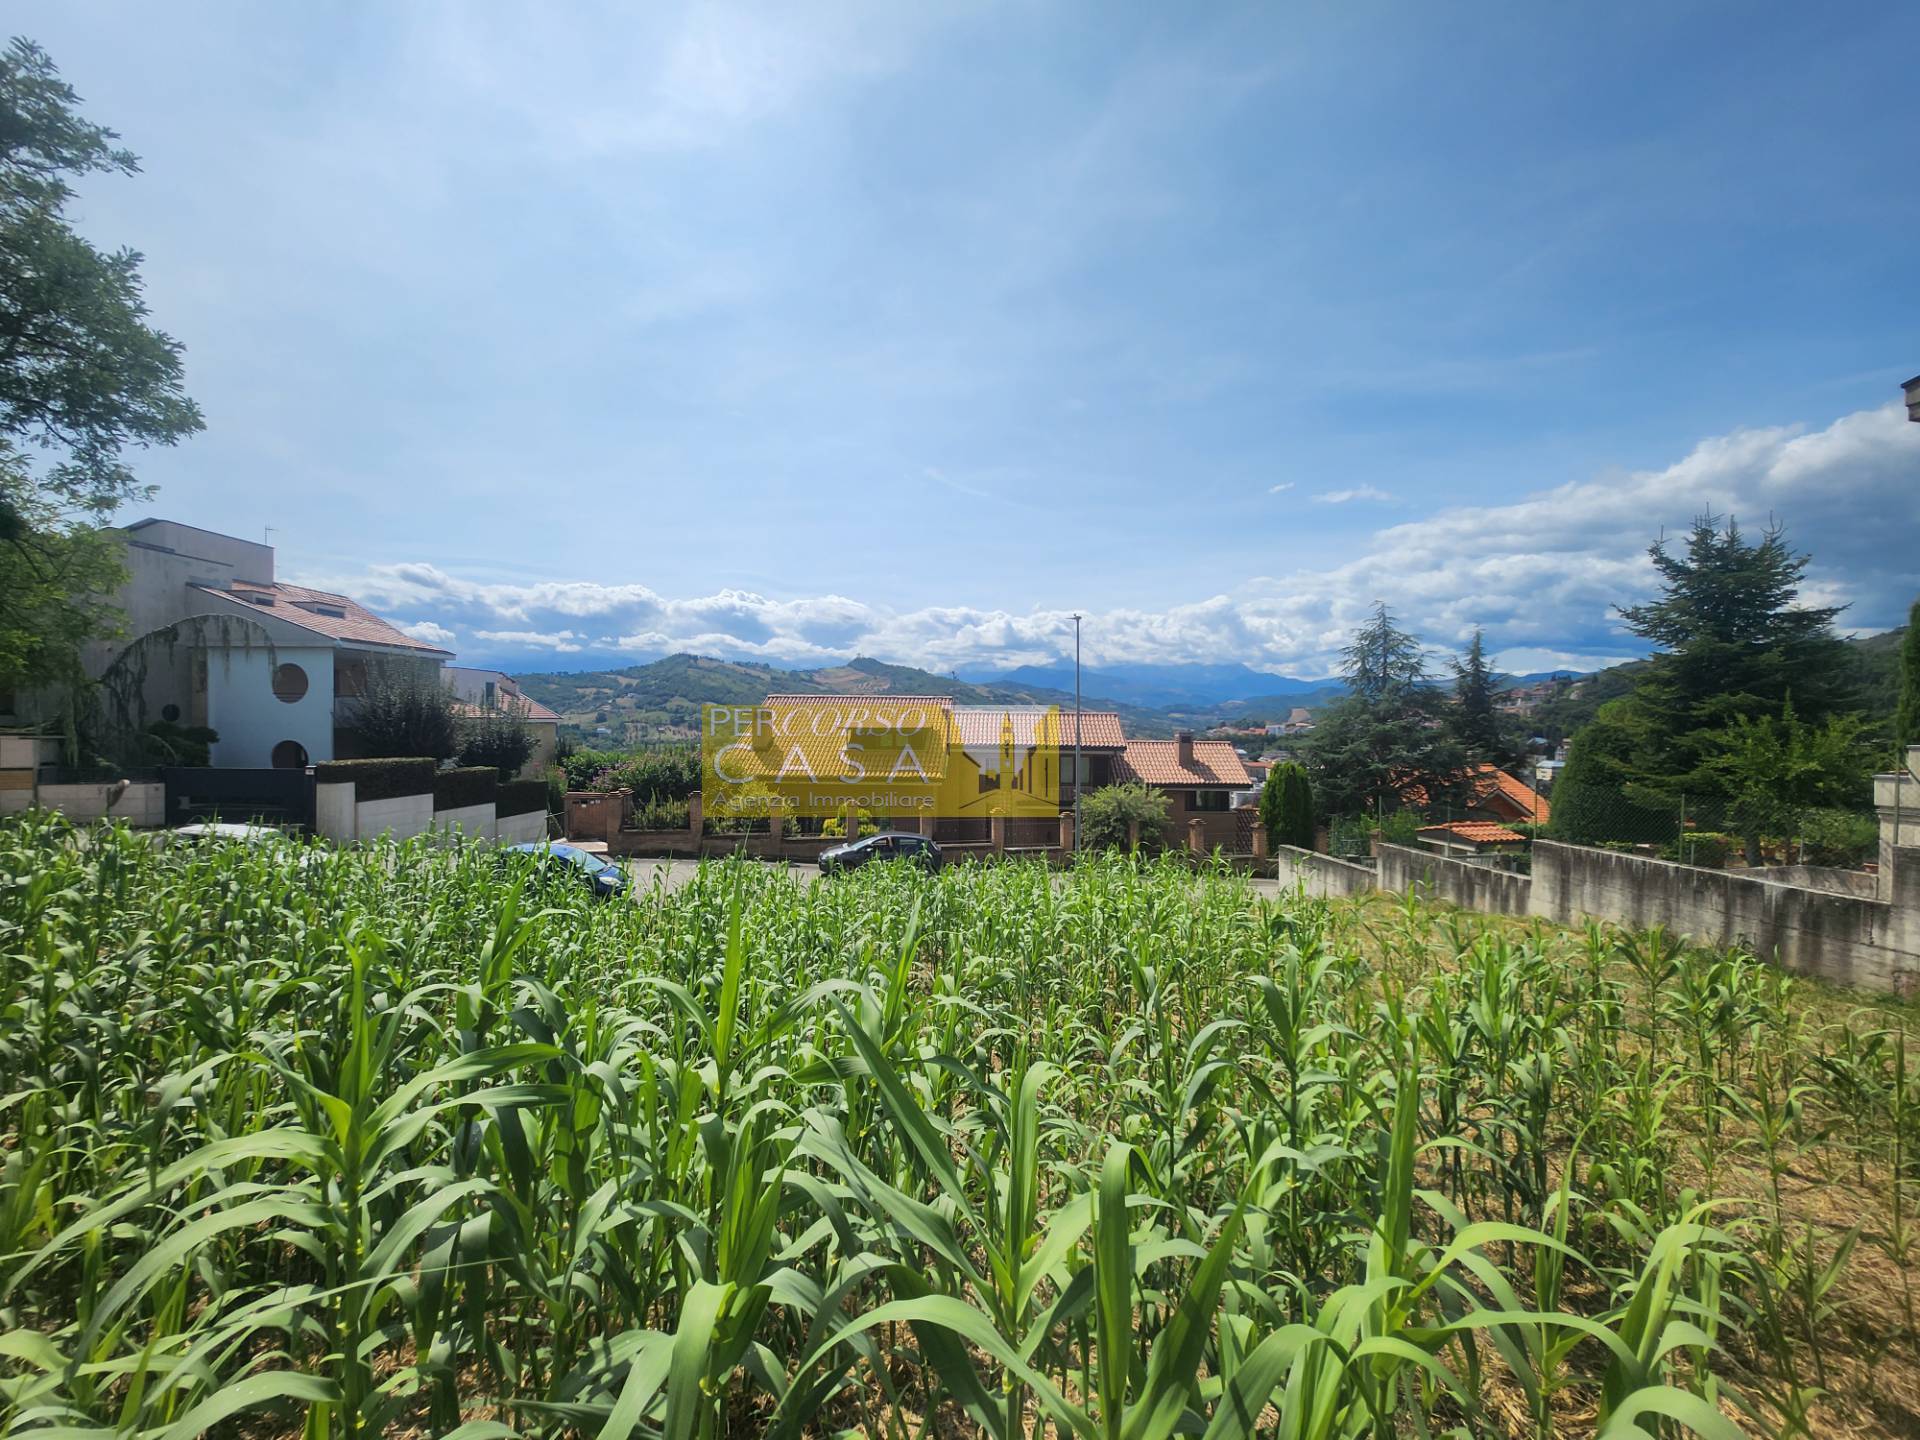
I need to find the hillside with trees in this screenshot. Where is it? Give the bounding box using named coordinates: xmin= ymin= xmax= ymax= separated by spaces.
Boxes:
xmin=512 ymin=652 xmax=1176 ymax=741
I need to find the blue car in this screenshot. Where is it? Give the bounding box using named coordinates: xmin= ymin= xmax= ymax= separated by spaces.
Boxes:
xmin=503 ymin=842 xmax=633 ymax=900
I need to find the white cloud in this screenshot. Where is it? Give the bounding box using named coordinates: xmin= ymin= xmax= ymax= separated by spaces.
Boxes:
xmin=472 ymin=629 xmax=588 ymax=653
xmin=300 ymin=402 xmax=1920 ymax=678
xmin=1313 ymin=485 xmax=1395 ymax=504
xmin=1268 ymin=482 xmax=1295 ymax=494
xmin=399 ymin=619 xmax=456 ymax=645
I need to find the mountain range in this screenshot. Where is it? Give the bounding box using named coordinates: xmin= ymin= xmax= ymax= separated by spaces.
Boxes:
xmin=510 ymin=628 xmax=1906 ymax=747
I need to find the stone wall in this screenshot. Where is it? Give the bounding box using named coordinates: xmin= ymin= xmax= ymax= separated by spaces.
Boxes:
xmin=1532 ymin=840 xmax=1911 ymax=994
xmin=1271 ymin=845 xmax=1377 ymax=899
xmin=33 ymin=781 xmax=166 ymax=826
xmin=1378 ymin=843 xmax=1533 ymax=917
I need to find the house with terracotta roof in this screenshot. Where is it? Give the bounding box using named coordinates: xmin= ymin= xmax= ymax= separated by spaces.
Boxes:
xmin=1114 ymin=730 xmax=1253 ymax=849
xmin=446 ymin=667 xmax=561 ymax=777
xmin=74 ymin=519 xmax=454 ymax=769
xmin=1400 ymin=762 xmax=1551 ymax=828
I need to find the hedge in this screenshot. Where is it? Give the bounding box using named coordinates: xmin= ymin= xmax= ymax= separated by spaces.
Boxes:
xmin=313 ymin=757 xmax=435 ymax=802
xmin=433 ymin=766 xmax=500 ymax=812
xmin=497 ymin=778 xmax=549 ymax=818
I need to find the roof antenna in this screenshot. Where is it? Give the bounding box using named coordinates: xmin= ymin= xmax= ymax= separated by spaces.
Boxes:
xmin=263 ymin=525 xmax=278 ymax=547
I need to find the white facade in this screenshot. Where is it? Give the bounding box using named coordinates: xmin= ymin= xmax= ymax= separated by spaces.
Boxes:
xmin=59 ymin=518 xmax=453 ymax=770
xmin=202 ymin=644 xmax=336 ymax=768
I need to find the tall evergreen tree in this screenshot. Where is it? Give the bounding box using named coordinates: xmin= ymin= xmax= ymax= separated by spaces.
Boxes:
xmin=1896 ymin=599 xmax=1920 ymax=764
xmin=1614 ymin=514 xmax=1849 ymax=794
xmin=1259 ymin=761 xmax=1315 ymax=851
xmin=1447 ymin=628 xmax=1512 ymax=766
xmin=1305 ymin=603 xmax=1463 ymax=818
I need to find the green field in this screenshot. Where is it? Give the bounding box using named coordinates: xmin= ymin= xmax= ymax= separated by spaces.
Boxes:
xmin=0 ymin=817 xmax=1912 ymax=1438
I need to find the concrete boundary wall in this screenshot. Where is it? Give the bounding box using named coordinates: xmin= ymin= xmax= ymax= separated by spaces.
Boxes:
xmin=1531 ymin=841 xmax=1914 ymax=994
xmin=496 ymin=810 xmax=547 ymax=845
xmin=1272 ymin=845 xmax=1376 ymax=899
xmin=431 ymin=803 xmax=495 ymax=840
xmin=1378 ymin=843 xmax=1533 ymax=918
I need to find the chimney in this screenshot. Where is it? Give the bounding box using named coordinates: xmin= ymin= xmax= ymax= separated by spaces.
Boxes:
xmin=1175 ymin=729 xmax=1194 ymax=766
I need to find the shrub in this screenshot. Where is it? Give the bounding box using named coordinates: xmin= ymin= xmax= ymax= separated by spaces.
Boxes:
xmin=1664 ymin=831 xmax=1730 ymax=868
xmin=563 ymin=745 xmax=699 ymax=802
xmin=1799 ymin=808 xmax=1879 ymax=868
xmin=496 ymin=778 xmax=549 ymax=818
xmin=631 ymin=797 xmax=691 ymax=831
xmin=821 ymin=809 xmax=878 ymax=839
xmin=433 ymin=767 xmax=499 ymax=812
xmin=457 ymin=703 xmax=536 ymax=777
xmin=1259 ymin=762 xmax=1314 ymax=851
xmin=348 ymin=661 xmax=459 ymax=760
xmin=1375 ymin=810 xmax=1423 ymax=847
xmin=1080 ymin=782 xmax=1169 ymax=854
xmin=1328 ymin=815 xmax=1372 ymax=857
xmin=313 ymin=757 xmax=435 ymax=802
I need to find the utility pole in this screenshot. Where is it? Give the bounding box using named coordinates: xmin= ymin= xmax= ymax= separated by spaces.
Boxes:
xmin=1073 ymin=613 xmax=1083 ymax=857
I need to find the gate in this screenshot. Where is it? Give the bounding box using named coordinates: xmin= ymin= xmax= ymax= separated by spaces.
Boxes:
xmin=161 ymin=768 xmax=317 ymax=833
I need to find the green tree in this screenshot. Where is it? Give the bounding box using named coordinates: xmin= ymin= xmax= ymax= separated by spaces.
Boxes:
xmin=1259 ymin=761 xmax=1314 ymax=851
xmin=1895 ymin=599 xmax=1919 ymax=763
xmin=1615 ymin=515 xmax=1849 ymax=795
xmin=1079 ymin=781 xmax=1170 ymax=854
xmin=0 ymin=38 xmax=201 ymax=702
xmin=1306 ymin=602 xmax=1464 ymax=818
xmin=457 ymin=699 xmax=537 ymax=778
xmin=1549 ymin=705 xmax=1677 ymax=847
xmin=1447 ymin=628 xmax=1515 ymax=766
xmin=349 ymin=661 xmax=460 ymax=760
xmin=1706 ymin=697 xmax=1871 ymax=865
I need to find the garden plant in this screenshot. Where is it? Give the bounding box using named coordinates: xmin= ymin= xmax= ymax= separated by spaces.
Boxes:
xmin=0 ymin=815 xmax=1913 ymax=1438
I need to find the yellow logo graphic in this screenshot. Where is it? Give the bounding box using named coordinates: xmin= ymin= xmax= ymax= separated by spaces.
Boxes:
xmin=702 ymin=700 xmax=1064 ymax=819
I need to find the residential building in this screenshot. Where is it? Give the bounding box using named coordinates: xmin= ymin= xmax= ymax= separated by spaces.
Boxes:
xmin=1401 ymin=763 xmax=1552 ymax=827
xmin=56 ymin=519 xmax=450 ymax=768
xmin=1114 ymin=731 xmax=1253 ymax=849
xmin=445 ymin=667 xmax=562 ymax=777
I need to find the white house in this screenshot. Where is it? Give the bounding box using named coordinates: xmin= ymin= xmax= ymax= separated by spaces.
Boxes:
xmin=76 ymin=519 xmax=452 ymax=769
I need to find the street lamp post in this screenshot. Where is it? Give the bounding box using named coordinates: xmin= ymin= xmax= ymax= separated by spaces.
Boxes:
xmin=1072 ymin=613 xmax=1083 ymax=857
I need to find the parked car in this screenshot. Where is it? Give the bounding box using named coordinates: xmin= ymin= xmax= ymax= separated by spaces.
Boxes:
xmin=817 ymin=831 xmax=943 ymax=875
xmin=502 ymin=842 xmax=632 ymax=900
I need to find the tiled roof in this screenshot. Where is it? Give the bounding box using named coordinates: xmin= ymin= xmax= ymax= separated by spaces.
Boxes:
xmin=194 ymin=580 xmax=452 ymax=655
xmin=953 ymin=707 xmax=1125 ymax=749
xmin=452 ymin=695 xmax=561 ymax=723
xmin=1114 ymin=740 xmax=1252 ymax=788
xmin=1479 ymin=765 xmax=1551 ymax=824
xmin=1418 ymin=820 xmax=1526 ymax=845
xmin=1399 ymin=763 xmax=1550 ymax=825
xmin=764 ymin=693 xmax=953 ymax=707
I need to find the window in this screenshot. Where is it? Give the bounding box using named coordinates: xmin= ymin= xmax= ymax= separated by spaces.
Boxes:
xmin=1192 ymin=789 xmax=1229 ymax=812
xmin=271 ymin=740 xmax=309 ymax=768
xmin=272 ymin=662 xmax=309 ymax=703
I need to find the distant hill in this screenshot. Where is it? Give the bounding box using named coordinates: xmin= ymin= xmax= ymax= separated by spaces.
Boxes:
xmin=512 ymin=652 xmax=1180 ymax=741
xmin=960 ymin=660 xmax=1334 ymax=710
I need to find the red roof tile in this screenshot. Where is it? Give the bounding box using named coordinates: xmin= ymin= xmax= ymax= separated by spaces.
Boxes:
xmin=452 ymin=695 xmax=560 ymax=723
xmin=1114 ymin=740 xmax=1252 ymax=788
xmin=194 ymin=580 xmax=452 ymax=655
xmin=1400 ymin=763 xmax=1550 ymax=825
xmin=1418 ymin=820 xmax=1526 ymax=845
xmin=954 ymin=707 xmax=1125 ymax=749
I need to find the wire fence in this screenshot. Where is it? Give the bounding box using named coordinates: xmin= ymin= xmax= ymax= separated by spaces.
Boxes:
xmin=1323 ymin=788 xmax=1881 ymax=875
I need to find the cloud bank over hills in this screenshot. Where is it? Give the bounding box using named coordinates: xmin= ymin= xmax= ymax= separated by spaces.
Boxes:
xmin=329 ymin=401 xmax=1918 ymax=678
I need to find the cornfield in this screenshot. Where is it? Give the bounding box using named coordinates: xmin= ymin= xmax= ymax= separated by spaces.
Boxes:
xmin=1 ymin=814 xmax=1915 ymax=1439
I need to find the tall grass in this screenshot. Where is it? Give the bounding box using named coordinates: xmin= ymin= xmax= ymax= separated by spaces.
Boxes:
xmin=0 ymin=812 xmax=1907 ymax=1437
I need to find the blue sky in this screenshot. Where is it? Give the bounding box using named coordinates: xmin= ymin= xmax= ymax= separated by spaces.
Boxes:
xmin=24 ymin=2 xmax=1920 ymax=677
